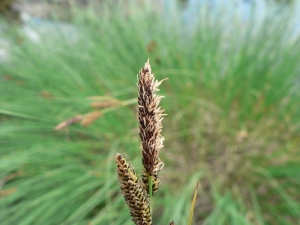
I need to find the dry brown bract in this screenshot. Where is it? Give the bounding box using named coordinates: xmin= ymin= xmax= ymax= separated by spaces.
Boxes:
xmin=81 ymin=111 xmax=102 ymax=127
xmin=90 ymin=100 xmax=121 ymax=109
xmin=54 ymin=115 xmax=83 ymax=130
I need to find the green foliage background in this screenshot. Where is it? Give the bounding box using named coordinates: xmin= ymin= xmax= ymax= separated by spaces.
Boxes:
xmin=1 ymin=1 xmax=300 ymax=224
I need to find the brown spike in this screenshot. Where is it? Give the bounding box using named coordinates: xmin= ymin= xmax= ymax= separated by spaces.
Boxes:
xmin=115 ymin=154 xmax=152 ymax=225
xmin=137 ymin=59 xmax=166 ymax=177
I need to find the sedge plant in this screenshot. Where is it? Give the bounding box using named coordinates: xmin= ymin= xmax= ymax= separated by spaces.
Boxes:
xmin=115 ymin=59 xmax=198 ymax=225
xmin=0 ymin=1 xmax=300 ymax=225
xmin=115 ymin=59 xmax=169 ymax=224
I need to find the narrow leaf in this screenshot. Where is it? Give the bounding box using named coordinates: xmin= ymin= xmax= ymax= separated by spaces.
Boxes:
xmin=187 ymin=182 xmax=199 ymax=225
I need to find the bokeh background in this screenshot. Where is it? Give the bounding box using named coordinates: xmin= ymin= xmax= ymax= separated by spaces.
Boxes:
xmin=1 ymin=0 xmax=300 ymax=224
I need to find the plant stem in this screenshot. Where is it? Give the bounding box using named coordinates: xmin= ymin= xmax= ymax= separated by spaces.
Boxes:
xmin=148 ymin=175 xmax=153 ymax=200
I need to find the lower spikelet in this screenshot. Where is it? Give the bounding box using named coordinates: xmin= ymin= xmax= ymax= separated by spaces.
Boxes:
xmin=115 ymin=154 xmax=152 ymax=225
xmin=142 ymin=158 xmax=164 ymax=195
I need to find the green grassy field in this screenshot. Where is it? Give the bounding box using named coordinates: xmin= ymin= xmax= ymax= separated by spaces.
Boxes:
xmin=1 ymin=1 xmax=300 ymax=224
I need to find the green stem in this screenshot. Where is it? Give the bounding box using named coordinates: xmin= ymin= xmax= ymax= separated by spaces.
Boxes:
xmin=148 ymin=175 xmax=153 ymax=200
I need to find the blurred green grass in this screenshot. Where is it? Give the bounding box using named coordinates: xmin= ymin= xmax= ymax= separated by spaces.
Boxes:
xmin=0 ymin=1 xmax=300 ymax=224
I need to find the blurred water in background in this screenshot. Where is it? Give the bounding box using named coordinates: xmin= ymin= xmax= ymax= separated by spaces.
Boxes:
xmin=165 ymin=0 xmax=300 ymax=37
xmin=1 ymin=0 xmax=300 ymax=62
xmin=19 ymin=0 xmax=300 ymax=42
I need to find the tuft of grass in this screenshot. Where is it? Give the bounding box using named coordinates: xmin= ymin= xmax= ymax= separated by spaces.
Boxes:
xmin=0 ymin=0 xmax=300 ymax=224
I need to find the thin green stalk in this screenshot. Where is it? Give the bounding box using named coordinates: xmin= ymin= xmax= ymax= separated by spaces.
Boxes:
xmin=101 ymin=98 xmax=136 ymax=114
xmin=148 ymin=175 xmax=153 ymax=200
